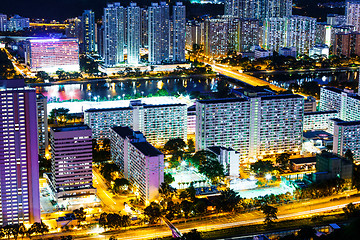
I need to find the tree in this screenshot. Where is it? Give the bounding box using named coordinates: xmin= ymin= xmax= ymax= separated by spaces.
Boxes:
xmin=260 ymin=204 xmax=278 ymax=225
xmin=73 ymin=207 xmax=86 ymax=226
xmin=99 ymin=212 xmax=108 ymax=230
xmin=100 ymin=163 xmax=119 ymax=182
xmin=216 ymin=188 xmax=241 ymax=212
xmin=38 ymin=221 xmax=49 ymax=235
xmin=198 ymin=158 xmax=224 ymax=184
xmin=343 ymin=202 xmax=360 ymax=218
xmin=164 ymin=173 xmax=175 ymax=184
xmin=159 ymin=182 xmax=177 ymax=201
xmin=163 ymin=138 xmax=187 ymax=156
xmin=216 ymin=79 xmax=232 ymax=98
xmin=276 ymin=153 xmax=291 ymax=168
xmin=35 ymin=71 xmax=49 ymax=80
xmin=122 ymin=215 xmax=131 ymax=229
xmin=49 ymin=108 xmax=70 ymax=125
xmin=181 ymin=200 xmax=193 ymax=218
xmin=3 ymin=225 xmax=12 ymax=239
xmin=182 ymin=229 xmax=204 ymax=240
xmin=109 ymin=236 xmax=117 ymax=240
xmin=144 ymin=202 xmax=162 ymax=224
xmin=10 ymin=224 xmax=20 ymax=240
xmin=345 ymin=149 xmax=354 ymax=162
xmin=113 ymin=178 xmax=131 ymax=193
xmin=18 ymin=224 xmax=26 ymax=240
xmin=190 ymin=150 xmax=217 ymax=168
xmin=187 ymin=139 xmax=195 ymax=152
xmin=251 ymin=160 xmax=274 ymax=177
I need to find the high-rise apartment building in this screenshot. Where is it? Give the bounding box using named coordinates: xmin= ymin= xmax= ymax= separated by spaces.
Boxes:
xmin=84 ymin=100 xmax=187 ymax=146
xmin=327 ymin=14 xmax=347 ymax=26
xmin=81 ymin=10 xmax=96 ymax=54
xmin=36 ymin=93 xmax=48 ymax=157
xmin=238 ymin=18 xmax=260 ymax=52
xmin=103 ymin=3 xmax=125 ymax=66
xmin=49 ymin=125 xmax=96 ymax=207
xmin=334 ymin=32 xmax=360 ymax=57
xmin=224 ymin=0 xmax=292 ymax=20
xmin=185 ymin=20 xmax=203 ymax=50
xmin=332 ymin=118 xmax=360 ymax=162
xmin=25 ymin=38 xmax=80 ymax=73
xmin=204 ymin=17 xmax=231 ymax=57
xmin=196 ymin=94 xmax=304 ymax=162
xmin=141 ymin=8 xmax=148 ymax=48
xmin=7 ymin=15 xmax=29 ymax=31
xmin=148 ymin=2 xmax=170 ymax=64
xmin=0 ymin=14 xmax=7 ymax=32
xmin=346 ymin=0 xmax=360 ymax=32
xmin=173 ymin=2 xmax=186 ymax=62
xmin=0 ymin=79 xmax=41 ymax=226
xmin=65 ymin=17 xmax=82 ymax=40
xmin=110 ymin=126 xmax=164 ymax=202
xmin=127 ymin=3 xmax=141 ymax=65
xmin=263 ymin=16 xmax=316 ymax=54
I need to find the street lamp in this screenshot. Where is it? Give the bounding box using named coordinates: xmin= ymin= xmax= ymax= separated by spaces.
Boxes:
xmin=88 ymin=92 xmax=91 ymax=101
xmin=107 ymin=94 xmax=111 ymax=100
xmin=122 ymin=94 xmax=125 ymax=100
xmin=141 ymin=91 xmax=144 ymax=98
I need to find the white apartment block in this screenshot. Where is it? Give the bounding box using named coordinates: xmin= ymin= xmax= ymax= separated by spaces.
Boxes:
xmin=346 ymin=0 xmax=360 ymax=32
xmin=196 ymin=95 xmax=304 ymax=163
xmin=332 ymin=118 xmax=360 ymax=162
xmin=127 ymin=3 xmax=141 ymax=65
xmin=84 ymin=101 xmax=187 ymax=146
xmin=319 ymin=86 xmax=360 ymax=121
xmin=110 ymin=126 xmax=164 ymax=202
xmin=208 ymin=146 xmax=240 ymax=177
xmin=303 ymin=110 xmax=338 ymax=132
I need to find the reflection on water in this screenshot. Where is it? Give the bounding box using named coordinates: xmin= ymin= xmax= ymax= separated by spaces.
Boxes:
xmin=253 ymin=69 xmax=359 ymax=89
xmin=35 ymin=77 xmax=218 ymax=102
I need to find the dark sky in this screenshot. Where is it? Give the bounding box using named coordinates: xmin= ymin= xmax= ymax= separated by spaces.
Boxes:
xmin=1 ymin=0 xmax=223 ymax=21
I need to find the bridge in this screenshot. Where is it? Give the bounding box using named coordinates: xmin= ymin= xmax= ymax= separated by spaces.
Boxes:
xmin=162 ymin=217 xmax=183 ymax=239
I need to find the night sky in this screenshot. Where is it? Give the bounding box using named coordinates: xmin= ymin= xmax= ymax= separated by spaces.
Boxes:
xmin=1 ymin=0 xmax=344 ymax=21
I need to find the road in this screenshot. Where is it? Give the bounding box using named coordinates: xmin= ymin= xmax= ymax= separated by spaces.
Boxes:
xmin=93 ymin=169 xmax=129 ymax=214
xmin=211 ymin=64 xmax=285 ymax=92
xmin=2 ymin=47 xmax=32 ymax=77
xmin=71 ymin=192 xmax=360 ymax=240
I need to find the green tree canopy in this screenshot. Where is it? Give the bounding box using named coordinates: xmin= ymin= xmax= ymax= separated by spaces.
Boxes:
xmin=260 ymin=204 xmax=278 ymax=225
xmin=251 ymin=160 xmax=274 ymax=177
xmin=144 ymin=202 xmax=162 ymax=224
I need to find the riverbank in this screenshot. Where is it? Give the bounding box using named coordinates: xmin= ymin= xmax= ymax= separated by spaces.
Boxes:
xmin=247 ymin=66 xmax=360 ymax=76
xmin=26 ymin=73 xmax=217 ymax=87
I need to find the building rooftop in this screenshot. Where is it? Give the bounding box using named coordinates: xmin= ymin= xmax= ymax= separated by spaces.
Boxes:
xmin=304 ymin=110 xmax=338 ymax=116
xmin=260 ymin=94 xmax=304 ymax=100
xmin=290 ymin=157 xmax=316 ymax=165
xmin=85 ymin=107 xmax=133 ymax=113
xmin=208 ymin=146 xmax=237 ymax=155
xmin=323 ymin=86 xmax=343 ymax=94
xmin=197 ymin=98 xmax=248 ymax=104
xmin=51 ymin=125 xmax=90 ymax=132
xmin=112 ymin=126 xmax=135 ymax=139
xmin=143 ymin=103 xmax=186 ymax=108
xmin=331 ymin=118 xmax=360 ymax=126
xmin=303 ymin=130 xmax=333 ymax=140
xmin=132 ymin=141 xmax=163 ymax=157
xmin=0 ymin=79 xmax=25 ymax=88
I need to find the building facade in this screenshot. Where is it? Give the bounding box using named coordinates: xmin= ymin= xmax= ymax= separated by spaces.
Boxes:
xmin=332 ymin=119 xmax=360 ymax=162
xmin=127 ymin=3 xmax=141 ymax=65
xmin=303 ymin=110 xmax=339 ymax=132
xmin=196 ymin=95 xmax=304 ymax=162
xmin=25 ymin=38 xmax=80 ymax=73
xmin=238 ymin=18 xmax=260 ymax=52
xmin=0 ymin=14 xmax=7 ymax=32
xmin=81 ymin=10 xmax=96 ymax=54
xmin=36 ymin=93 xmax=48 ymax=157
xmin=103 ymin=3 xmax=125 ymax=66
xmin=173 ymin=2 xmax=186 ymax=62
xmin=208 ymin=146 xmax=240 ymax=177
xmin=0 ymin=79 xmax=41 ymax=226
xmin=7 ymin=15 xmax=29 ymax=31
xmin=262 ymin=16 xmax=316 ymax=54
xmin=346 ymin=0 xmax=360 ymax=32
xmin=334 ymin=32 xmax=360 ymax=57
xmin=148 ymin=2 xmax=170 ymax=64
xmin=49 ymin=125 xmax=96 ymax=207
xmin=84 ymin=101 xmax=187 ymax=146
xmin=110 ymin=126 xmax=164 ymax=202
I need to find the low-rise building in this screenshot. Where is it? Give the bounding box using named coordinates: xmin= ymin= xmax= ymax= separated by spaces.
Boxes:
xmin=110 ymin=126 xmax=164 ymax=202
xmin=309 ymin=44 xmax=330 ymax=58
xmin=279 ymin=47 xmax=297 ymax=58
xmin=315 ymin=152 xmax=353 ymax=181
xmin=290 ymin=157 xmax=316 ymax=172
xmin=207 ymin=146 xmax=240 ymax=177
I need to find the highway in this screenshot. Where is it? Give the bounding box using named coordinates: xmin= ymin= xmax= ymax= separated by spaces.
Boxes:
xmin=72 ymin=193 xmax=360 ymax=240
xmin=211 ymin=64 xmax=285 ymax=92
